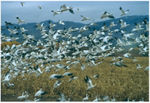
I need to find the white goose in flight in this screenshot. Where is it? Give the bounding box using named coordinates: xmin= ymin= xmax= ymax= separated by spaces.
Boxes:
xmin=58 ymin=20 xmax=65 ymax=25
xmin=8 ymin=28 xmax=18 ymax=35
xmin=132 ymin=23 xmax=144 ymax=31
xmin=84 ymin=76 xmax=96 ymax=90
xmin=20 ymin=2 xmax=24 ymax=7
xmin=82 ymin=94 xmax=89 ymax=101
xmin=20 ymin=27 xmax=28 ymax=33
xmin=5 ymin=21 xmax=13 ymax=27
xmin=58 ymin=93 xmax=66 ymax=101
xmin=50 ymin=74 xmax=64 ymax=79
xmin=53 ymin=80 xmax=62 ymax=88
xmin=34 ymin=88 xmax=45 ymax=97
xmin=51 ymin=10 xmax=61 ymax=16
xmin=80 ymin=15 xmax=91 ymax=21
xmin=60 ymin=4 xmax=74 ymax=14
xmin=36 ymin=23 xmax=44 ymax=30
xmin=38 ymin=5 xmax=42 ymax=10
xmin=17 ymin=91 xmax=29 ymax=100
xmin=93 ymin=96 xmax=101 ymax=102
xmin=110 ymin=21 xmax=117 ymax=27
xmin=101 ymin=11 xmax=115 ymax=19
xmin=120 ymin=7 xmax=129 ymax=16
xmin=119 ymin=19 xmax=129 ymax=28
xmin=16 ymin=17 xmax=25 ymax=24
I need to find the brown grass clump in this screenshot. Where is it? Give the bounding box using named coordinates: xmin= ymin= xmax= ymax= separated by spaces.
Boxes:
xmin=1 ymin=41 xmax=20 ymax=49
xmin=1 ymin=57 xmax=149 ymax=101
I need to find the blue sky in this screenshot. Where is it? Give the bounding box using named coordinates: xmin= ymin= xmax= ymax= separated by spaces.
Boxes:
xmin=1 ymin=1 xmax=149 ymax=25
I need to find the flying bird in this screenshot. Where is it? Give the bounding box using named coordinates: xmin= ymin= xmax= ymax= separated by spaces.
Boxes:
xmin=58 ymin=20 xmax=65 ymax=25
xmin=132 ymin=23 xmax=144 ymax=31
xmin=60 ymin=4 xmax=68 ymax=12
xmin=63 ymin=72 xmax=73 ymax=76
xmin=68 ymin=7 xmax=74 ymax=14
xmin=20 ymin=27 xmax=28 ymax=33
xmin=53 ymin=80 xmax=62 ymax=88
xmin=36 ymin=23 xmax=44 ymax=30
xmin=101 ymin=11 xmax=115 ymax=19
xmin=34 ymin=88 xmax=45 ymax=97
xmin=58 ymin=93 xmax=66 ymax=101
xmin=83 ymin=94 xmax=89 ymax=101
xmin=20 ymin=2 xmax=24 ymax=7
xmin=110 ymin=21 xmax=117 ymax=27
xmin=51 ymin=10 xmax=61 ymax=16
xmin=5 ymin=21 xmax=13 ymax=27
xmin=50 ymin=74 xmax=64 ymax=79
xmin=84 ymin=76 xmax=96 ymax=90
xmin=17 ymin=91 xmax=29 ymax=100
xmin=60 ymin=4 xmax=74 ymax=14
xmin=119 ymin=7 xmax=129 ymax=16
xmin=119 ymin=19 xmax=129 ymax=28
xmin=8 ymin=28 xmax=18 ymax=35
xmin=80 ymin=15 xmax=91 ymax=21
xmin=38 ymin=6 xmax=42 ymax=10
xmin=136 ymin=64 xmax=143 ymax=70
xmin=16 ymin=17 xmax=25 ymax=24
xmin=93 ymin=96 xmax=101 ymax=102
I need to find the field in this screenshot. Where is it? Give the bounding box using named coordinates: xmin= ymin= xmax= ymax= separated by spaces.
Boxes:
xmin=1 ymin=57 xmax=149 ymax=101
xmin=1 ymin=1 xmax=149 ymax=102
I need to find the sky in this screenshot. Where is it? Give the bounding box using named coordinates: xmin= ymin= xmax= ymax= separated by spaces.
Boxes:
xmin=1 ymin=1 xmax=149 ymax=25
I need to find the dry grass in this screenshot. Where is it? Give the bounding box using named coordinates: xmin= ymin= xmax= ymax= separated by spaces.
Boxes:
xmin=1 ymin=57 xmax=149 ymax=101
xmin=1 ymin=41 xmax=20 ymax=49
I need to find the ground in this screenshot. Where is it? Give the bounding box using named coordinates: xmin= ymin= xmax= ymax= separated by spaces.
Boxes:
xmin=1 ymin=57 xmax=149 ymax=101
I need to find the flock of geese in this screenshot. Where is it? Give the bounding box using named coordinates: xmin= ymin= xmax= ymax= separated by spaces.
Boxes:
xmin=1 ymin=2 xmax=149 ymax=101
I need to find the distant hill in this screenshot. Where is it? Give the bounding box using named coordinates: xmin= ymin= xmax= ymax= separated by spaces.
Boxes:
xmin=1 ymin=15 xmax=149 ymax=43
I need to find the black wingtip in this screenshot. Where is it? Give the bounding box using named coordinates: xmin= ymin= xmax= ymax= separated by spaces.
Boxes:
xmin=84 ymin=76 xmax=89 ymax=83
